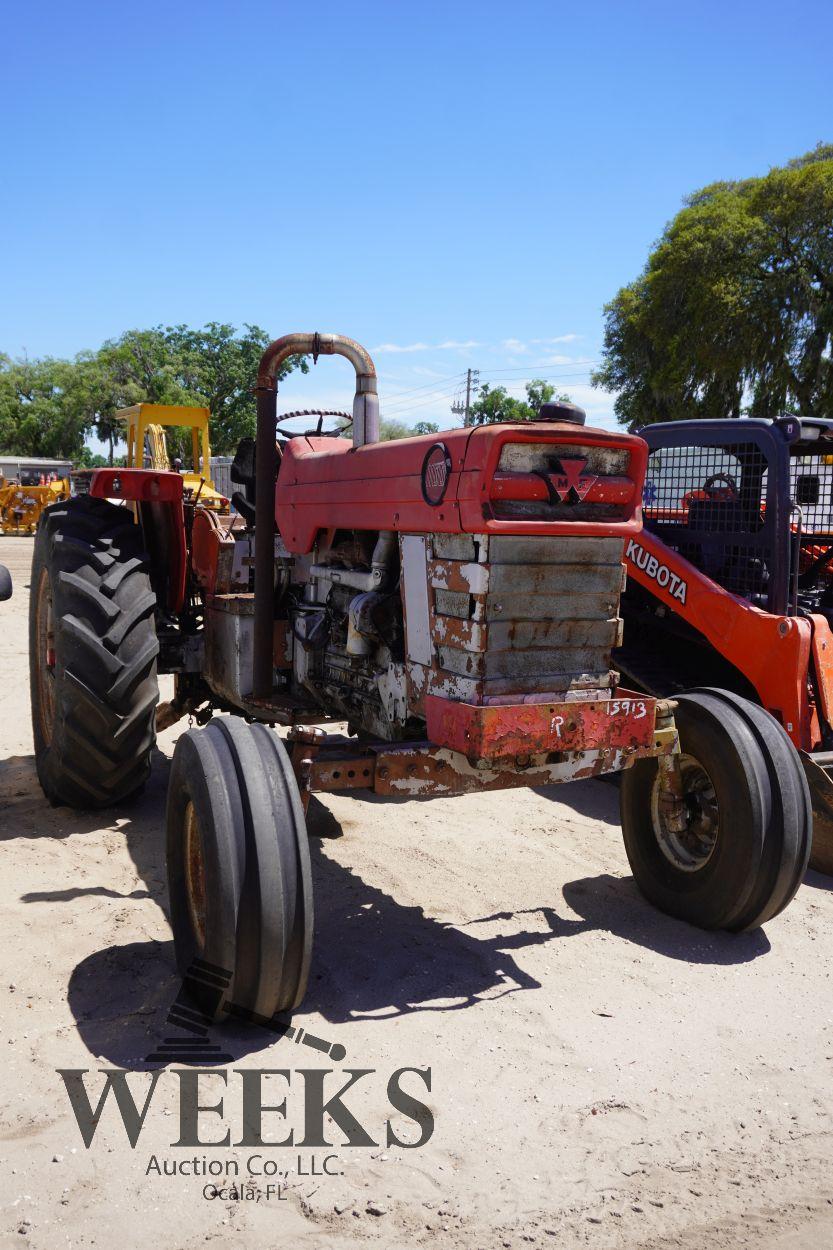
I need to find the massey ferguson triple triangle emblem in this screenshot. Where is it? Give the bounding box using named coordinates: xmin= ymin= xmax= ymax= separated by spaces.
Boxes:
xmin=536 ymin=455 xmax=598 ymax=504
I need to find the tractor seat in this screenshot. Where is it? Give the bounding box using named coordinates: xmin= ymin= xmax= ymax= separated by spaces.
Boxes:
xmin=686 ymin=497 xmax=746 ymax=536
xmin=680 ymin=499 xmax=769 ymax=597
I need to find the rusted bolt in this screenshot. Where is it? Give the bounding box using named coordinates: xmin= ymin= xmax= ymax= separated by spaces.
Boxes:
xmin=377 ymin=765 xmax=389 ymax=779
xmin=406 ymin=763 xmax=418 ymax=776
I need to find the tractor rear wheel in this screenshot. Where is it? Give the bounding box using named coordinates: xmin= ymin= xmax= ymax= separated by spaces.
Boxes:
xmin=29 ymin=496 xmax=159 ymax=808
xmin=166 ymin=718 xmax=313 ymax=1020
xmin=620 ymin=690 xmax=811 ymax=931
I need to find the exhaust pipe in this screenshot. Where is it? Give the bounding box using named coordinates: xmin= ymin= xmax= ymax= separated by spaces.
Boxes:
xmin=252 ymin=333 xmax=379 ymax=699
xmin=256 ymin=332 xmax=378 ymax=449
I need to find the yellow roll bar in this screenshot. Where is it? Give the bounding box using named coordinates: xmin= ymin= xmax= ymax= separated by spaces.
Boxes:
xmin=117 ymin=404 xmax=214 ymax=487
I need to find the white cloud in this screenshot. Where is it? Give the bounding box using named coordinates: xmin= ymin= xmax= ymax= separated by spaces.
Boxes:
xmin=531 ymin=333 xmax=581 ymax=345
xmin=371 ymin=339 xmax=481 ymax=354
xmin=501 ymin=338 xmax=530 ymax=354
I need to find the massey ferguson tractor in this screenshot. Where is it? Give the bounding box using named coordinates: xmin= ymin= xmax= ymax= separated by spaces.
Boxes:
xmin=618 ymin=415 xmax=833 ymax=875
xmin=27 ymin=335 xmax=811 ymax=1022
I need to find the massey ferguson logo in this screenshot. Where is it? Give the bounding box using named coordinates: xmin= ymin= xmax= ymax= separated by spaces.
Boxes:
xmin=421 ymin=443 xmax=452 ymax=506
xmin=626 ymin=538 xmax=687 ymax=604
xmin=537 ymin=456 xmax=598 ymax=504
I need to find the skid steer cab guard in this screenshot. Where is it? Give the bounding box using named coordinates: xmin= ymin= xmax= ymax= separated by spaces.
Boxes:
xmin=28 ymin=335 xmax=811 ymax=1027
xmin=620 ymin=414 xmax=830 ymax=868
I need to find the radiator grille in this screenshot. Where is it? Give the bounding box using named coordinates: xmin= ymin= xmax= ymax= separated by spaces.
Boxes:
xmin=490 ymin=442 xmax=634 ymax=524
xmin=429 ymin=533 xmax=624 ymax=698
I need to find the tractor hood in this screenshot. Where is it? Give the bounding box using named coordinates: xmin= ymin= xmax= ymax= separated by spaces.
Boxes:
xmin=275 ymin=421 xmax=648 ymax=553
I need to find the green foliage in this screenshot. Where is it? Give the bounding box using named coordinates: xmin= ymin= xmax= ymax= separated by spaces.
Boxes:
xmin=466 ymin=379 xmax=570 ymax=426
xmin=379 ymin=419 xmax=443 ymax=440
xmin=0 ymin=355 xmax=92 ymax=458
xmin=0 ymin=324 xmax=308 ymax=462
xmin=594 ymin=144 xmax=833 ymax=427
xmin=379 ymin=419 xmax=415 ymax=440
xmin=75 ymin=447 xmax=109 ymax=468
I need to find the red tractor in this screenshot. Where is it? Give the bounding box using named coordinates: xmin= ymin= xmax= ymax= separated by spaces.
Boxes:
xmin=28 ymin=335 xmax=811 ymax=1022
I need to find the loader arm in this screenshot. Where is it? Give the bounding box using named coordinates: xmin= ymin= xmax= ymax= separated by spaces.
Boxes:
xmin=624 ymin=529 xmax=816 ymax=749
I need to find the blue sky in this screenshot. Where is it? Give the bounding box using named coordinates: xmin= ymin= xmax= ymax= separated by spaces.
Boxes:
xmin=2 ymin=0 xmax=831 ymax=437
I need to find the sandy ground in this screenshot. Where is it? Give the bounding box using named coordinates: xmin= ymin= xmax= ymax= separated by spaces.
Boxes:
xmin=2 ymin=533 xmax=833 ymax=1250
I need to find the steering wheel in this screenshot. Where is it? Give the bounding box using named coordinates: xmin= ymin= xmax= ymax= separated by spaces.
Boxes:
xmin=701 ymin=472 xmax=739 ymax=500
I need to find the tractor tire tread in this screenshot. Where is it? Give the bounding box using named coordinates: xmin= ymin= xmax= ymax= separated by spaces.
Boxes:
xmin=30 ymin=496 xmax=159 ymax=809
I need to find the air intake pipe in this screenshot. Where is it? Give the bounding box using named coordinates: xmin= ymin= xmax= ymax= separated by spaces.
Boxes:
xmin=253 ymin=333 xmax=379 ymax=699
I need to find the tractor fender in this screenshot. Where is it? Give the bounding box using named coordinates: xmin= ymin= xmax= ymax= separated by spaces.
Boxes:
xmin=90 ymin=469 xmax=186 ymax=612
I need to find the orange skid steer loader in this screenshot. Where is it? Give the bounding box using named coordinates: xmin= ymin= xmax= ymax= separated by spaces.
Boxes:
xmin=618 ymin=415 xmax=833 ymax=874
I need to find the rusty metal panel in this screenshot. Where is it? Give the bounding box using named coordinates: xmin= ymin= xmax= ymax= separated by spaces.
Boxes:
xmin=427 ymin=560 xmax=622 ymax=597
xmin=205 ymin=598 xmax=254 ymax=705
xmin=438 ymin=644 xmax=617 ymax=679
xmin=428 ymin=558 xmax=490 ymax=594
xmin=433 ymin=588 xmax=472 ymax=618
xmin=423 ymin=691 xmax=657 ymax=759
xmin=481 ymin=590 xmax=618 ymax=622
xmin=431 ymin=533 xmax=481 ymax=562
xmin=486 ymin=562 xmax=624 ymax=595
xmin=429 ymin=559 xmax=622 ymax=597
xmin=470 ymin=671 xmax=614 ymax=696
xmin=310 ymin=753 xmax=375 ymax=791
xmin=487 ymin=534 xmax=624 ymax=565
xmin=409 ymin=530 xmax=628 ymax=714
xmin=297 ymin=708 xmax=677 ymax=801
xmin=484 ymin=618 xmax=621 ymax=650
xmin=371 ymin=742 xmax=652 ymax=797
xmin=432 ymin=615 xmax=486 ymax=649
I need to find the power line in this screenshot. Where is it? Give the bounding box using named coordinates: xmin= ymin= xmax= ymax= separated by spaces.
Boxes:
xmin=476 ymin=362 xmax=600 ymax=378
xmin=381 ymin=379 xmax=465 ymax=413
xmin=378 ymin=362 xmax=598 ymax=408
xmin=376 ymin=358 xmax=602 ymax=424
xmin=379 ymin=370 xmax=468 ymax=400
xmin=381 ymin=385 xmax=466 ymax=417
xmin=450 ymin=368 xmax=480 ymax=424
xmin=380 ymin=385 xmax=462 ymax=415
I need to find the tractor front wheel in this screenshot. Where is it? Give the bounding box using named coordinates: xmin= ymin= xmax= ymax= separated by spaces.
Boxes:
xmin=29 ymin=496 xmax=159 ymax=808
xmin=621 ymin=690 xmax=811 ymax=931
xmin=166 ymin=718 xmax=313 ymax=1020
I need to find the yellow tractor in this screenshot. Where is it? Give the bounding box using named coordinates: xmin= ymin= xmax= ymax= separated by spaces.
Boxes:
xmin=0 ymin=473 xmax=70 ymax=535
xmin=119 ymin=404 xmax=229 ymax=511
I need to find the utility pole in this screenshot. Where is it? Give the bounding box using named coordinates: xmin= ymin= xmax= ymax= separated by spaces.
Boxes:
xmin=451 ymin=368 xmax=480 ymax=425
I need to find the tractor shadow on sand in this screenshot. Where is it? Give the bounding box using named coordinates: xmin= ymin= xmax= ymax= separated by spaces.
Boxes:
xmin=10 ymin=758 xmax=771 ymax=1066
xmin=300 ymin=787 xmax=771 ymax=1029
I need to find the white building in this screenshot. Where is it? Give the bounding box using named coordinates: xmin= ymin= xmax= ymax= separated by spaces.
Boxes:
xmin=0 ymin=455 xmax=73 ymax=482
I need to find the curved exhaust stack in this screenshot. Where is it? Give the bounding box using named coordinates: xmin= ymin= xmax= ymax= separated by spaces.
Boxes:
xmin=253 ymin=333 xmax=379 ymax=698
xmin=256 ymin=332 xmax=379 ymax=448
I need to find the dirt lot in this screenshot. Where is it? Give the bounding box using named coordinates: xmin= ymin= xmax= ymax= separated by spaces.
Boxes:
xmin=2 ymin=532 xmax=833 ymax=1249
